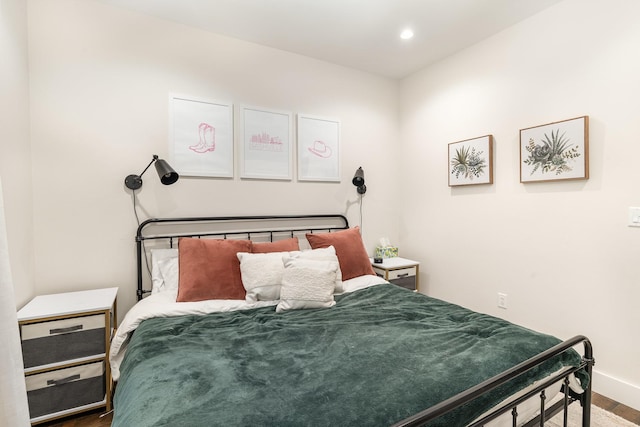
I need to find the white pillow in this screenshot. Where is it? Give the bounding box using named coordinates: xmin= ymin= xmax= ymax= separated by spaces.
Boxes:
xmin=339 ymin=274 xmax=388 ymax=294
xmin=289 ymin=246 xmax=343 ymax=293
xmin=158 ymin=257 xmax=179 ymax=293
xmin=275 ymin=257 xmax=338 ymax=313
xmin=237 ymin=252 xmax=287 ymax=302
xmin=150 ymin=249 xmax=178 ymax=294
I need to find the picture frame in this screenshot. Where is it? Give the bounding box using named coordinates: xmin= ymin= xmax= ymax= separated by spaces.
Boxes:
xmin=297 ymin=114 xmax=340 ymax=182
xmin=169 ymin=94 xmax=234 ymax=178
xmin=239 ymin=106 xmax=293 ymax=180
xmin=448 ymin=135 xmax=494 ymax=186
xmin=520 ymin=116 xmax=589 ymax=183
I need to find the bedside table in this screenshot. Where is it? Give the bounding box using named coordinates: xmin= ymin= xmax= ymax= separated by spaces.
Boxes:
xmin=371 ymin=257 xmax=420 ymax=291
xmin=17 ymin=287 xmax=118 ymax=425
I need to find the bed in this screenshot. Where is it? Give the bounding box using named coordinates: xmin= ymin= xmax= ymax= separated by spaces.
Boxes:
xmin=110 ymin=215 xmax=594 ymax=426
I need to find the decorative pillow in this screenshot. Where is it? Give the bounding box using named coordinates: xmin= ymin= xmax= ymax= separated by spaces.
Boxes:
xmin=157 ymin=257 xmax=179 ymax=293
xmin=251 ymin=237 xmax=299 ymax=253
xmin=237 ymin=252 xmax=287 ymax=302
xmin=276 ymin=257 xmax=338 ymax=313
xmin=176 ymin=238 xmax=251 ymax=302
xmin=341 ymin=274 xmax=388 ymax=294
xmin=306 ymin=227 xmax=375 ymax=280
xmin=150 ymin=249 xmax=178 ymax=294
xmin=289 ymin=246 xmax=343 ymax=293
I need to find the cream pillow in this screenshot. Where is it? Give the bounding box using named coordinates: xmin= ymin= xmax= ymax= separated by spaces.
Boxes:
xmin=289 ymin=246 xmax=344 ymax=293
xmin=275 ymin=257 xmax=338 ymax=313
xmin=237 ymin=252 xmax=287 ymax=302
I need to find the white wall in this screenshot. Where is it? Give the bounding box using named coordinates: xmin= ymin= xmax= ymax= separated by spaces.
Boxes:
xmin=0 ymin=0 xmax=34 ymax=306
xmin=26 ymin=0 xmax=400 ymax=318
xmin=0 ymin=0 xmax=33 ymax=424
xmin=400 ymin=0 xmax=640 ymax=410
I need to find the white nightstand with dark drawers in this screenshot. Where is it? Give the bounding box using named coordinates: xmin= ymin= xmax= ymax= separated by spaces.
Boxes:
xmin=17 ymin=287 xmax=118 ymax=425
xmin=371 ymin=257 xmax=420 ymax=291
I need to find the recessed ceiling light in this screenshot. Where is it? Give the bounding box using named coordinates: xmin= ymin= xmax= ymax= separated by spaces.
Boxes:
xmin=400 ymin=28 xmax=414 ymax=40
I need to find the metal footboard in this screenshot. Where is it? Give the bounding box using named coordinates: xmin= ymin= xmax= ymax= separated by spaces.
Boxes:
xmin=394 ymin=335 xmax=594 ymax=427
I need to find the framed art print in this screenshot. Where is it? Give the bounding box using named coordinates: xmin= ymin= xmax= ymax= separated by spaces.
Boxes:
xmin=239 ymin=106 xmax=293 ymax=180
xmin=520 ymin=116 xmax=589 ymax=183
xmin=169 ymin=95 xmax=234 ymax=178
xmin=297 ymin=114 xmax=340 ymax=182
xmin=448 ymin=135 xmax=493 ymax=186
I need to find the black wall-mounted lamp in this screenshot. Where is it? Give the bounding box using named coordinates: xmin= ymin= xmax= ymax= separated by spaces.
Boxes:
xmin=352 ymin=167 xmax=366 ymax=194
xmin=124 ymin=155 xmax=179 ymax=190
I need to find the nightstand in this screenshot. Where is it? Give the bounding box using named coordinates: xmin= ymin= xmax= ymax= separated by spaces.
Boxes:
xmin=17 ymin=287 xmax=118 ymax=425
xmin=371 ymin=257 xmax=420 ymax=291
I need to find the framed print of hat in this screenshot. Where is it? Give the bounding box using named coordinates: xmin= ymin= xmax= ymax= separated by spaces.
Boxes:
xmin=297 ymin=114 xmax=340 ymax=182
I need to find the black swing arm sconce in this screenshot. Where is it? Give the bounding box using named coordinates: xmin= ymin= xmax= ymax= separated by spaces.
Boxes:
xmin=124 ymin=155 xmax=179 ymax=190
xmin=352 ymin=166 xmax=366 ymax=194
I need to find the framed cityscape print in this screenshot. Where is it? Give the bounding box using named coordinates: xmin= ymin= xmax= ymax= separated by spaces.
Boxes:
xmin=239 ymin=106 xmax=293 ymax=180
xmin=169 ymin=94 xmax=234 ymax=178
xmin=520 ymin=116 xmax=589 ymax=183
xmin=448 ymin=135 xmax=493 ymax=186
xmin=297 ymin=114 xmax=340 ymax=182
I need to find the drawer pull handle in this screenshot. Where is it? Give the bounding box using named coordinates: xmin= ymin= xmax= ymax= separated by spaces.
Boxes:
xmin=50 ymin=325 xmax=83 ymax=334
xmin=47 ymin=374 xmax=80 ymax=386
xmin=397 ymin=273 xmax=409 ymax=278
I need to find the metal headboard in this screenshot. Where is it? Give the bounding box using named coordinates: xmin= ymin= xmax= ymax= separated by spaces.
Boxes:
xmin=134 ymin=214 xmax=350 ymax=300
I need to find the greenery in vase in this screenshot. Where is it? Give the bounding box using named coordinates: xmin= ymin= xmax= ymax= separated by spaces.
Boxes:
xmin=450 ymin=145 xmax=486 ymax=180
xmin=524 ymin=129 xmax=581 ymax=175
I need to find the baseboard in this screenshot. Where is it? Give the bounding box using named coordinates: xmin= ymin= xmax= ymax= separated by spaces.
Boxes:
xmin=593 ymin=369 xmax=640 ymax=411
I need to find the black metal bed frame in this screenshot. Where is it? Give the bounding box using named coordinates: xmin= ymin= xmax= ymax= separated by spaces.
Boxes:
xmin=135 ymin=214 xmax=350 ymax=301
xmin=395 ymin=335 xmax=594 ymax=427
xmin=133 ymin=214 xmax=594 ymax=427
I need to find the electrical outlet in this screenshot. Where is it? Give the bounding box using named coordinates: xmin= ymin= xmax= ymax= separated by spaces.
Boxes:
xmin=629 ymin=207 xmax=640 ymax=227
xmin=497 ymin=293 xmax=508 ymax=309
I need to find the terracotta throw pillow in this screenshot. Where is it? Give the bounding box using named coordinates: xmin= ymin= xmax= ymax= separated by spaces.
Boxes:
xmin=251 ymin=237 xmax=299 ymax=253
xmin=306 ymin=227 xmax=374 ymax=280
xmin=177 ymin=238 xmax=251 ymax=302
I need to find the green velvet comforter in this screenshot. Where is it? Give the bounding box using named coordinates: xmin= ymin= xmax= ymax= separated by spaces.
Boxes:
xmin=112 ymin=284 xmax=583 ymax=426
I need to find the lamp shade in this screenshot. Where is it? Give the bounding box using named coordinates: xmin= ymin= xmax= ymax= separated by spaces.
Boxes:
xmin=352 ymin=167 xmax=366 ymax=194
xmin=155 ymin=159 xmax=179 ymax=185
xmin=352 ymin=167 xmax=365 ymax=187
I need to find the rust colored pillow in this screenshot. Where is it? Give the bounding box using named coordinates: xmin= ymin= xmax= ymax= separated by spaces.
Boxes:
xmin=177 ymin=238 xmax=251 ymax=302
xmin=306 ymin=227 xmax=374 ymax=280
xmin=251 ymin=237 xmax=299 ymax=253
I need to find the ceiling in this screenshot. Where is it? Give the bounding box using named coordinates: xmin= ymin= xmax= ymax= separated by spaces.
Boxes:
xmin=96 ymin=0 xmax=564 ymax=79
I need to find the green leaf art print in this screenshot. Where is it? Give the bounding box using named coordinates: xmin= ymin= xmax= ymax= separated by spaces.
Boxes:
xmin=523 ymin=129 xmax=581 ymax=176
xmin=448 ymin=135 xmax=493 ymax=186
xmin=450 ymin=145 xmax=486 ymax=180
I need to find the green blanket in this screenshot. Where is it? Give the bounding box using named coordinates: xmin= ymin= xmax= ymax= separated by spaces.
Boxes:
xmin=112 ymin=284 xmax=583 ymax=426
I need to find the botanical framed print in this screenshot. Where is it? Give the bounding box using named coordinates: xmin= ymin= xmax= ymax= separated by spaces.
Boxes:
xmin=169 ymin=95 xmax=234 ymax=178
xmin=239 ymin=106 xmax=293 ymax=180
xmin=520 ymin=116 xmax=589 ymax=183
xmin=448 ymin=135 xmax=493 ymax=186
xmin=297 ymin=114 xmax=340 ymax=182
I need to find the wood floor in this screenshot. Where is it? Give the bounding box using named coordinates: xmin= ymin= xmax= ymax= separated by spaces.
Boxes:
xmin=38 ymin=409 xmax=112 ymax=427
xmin=592 ymin=392 xmax=640 ymax=425
xmin=41 ymin=392 xmax=639 ymax=426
